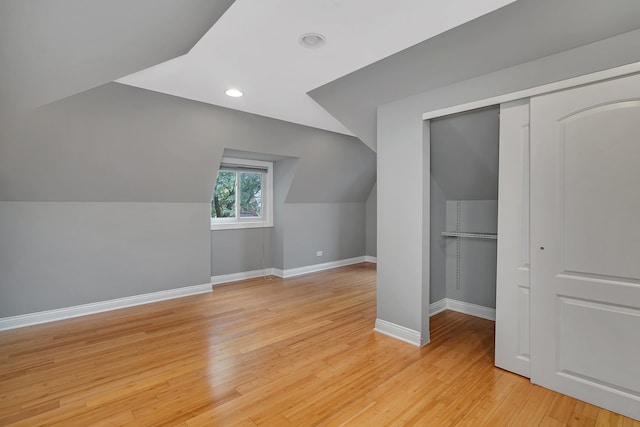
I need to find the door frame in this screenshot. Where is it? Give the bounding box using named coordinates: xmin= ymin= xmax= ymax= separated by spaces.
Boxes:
xmin=422 ymin=62 xmax=640 ymax=121
xmin=422 ymin=61 xmax=640 ymax=320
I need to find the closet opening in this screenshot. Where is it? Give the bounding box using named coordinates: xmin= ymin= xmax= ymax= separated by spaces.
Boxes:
xmin=428 ymin=105 xmax=500 ymax=333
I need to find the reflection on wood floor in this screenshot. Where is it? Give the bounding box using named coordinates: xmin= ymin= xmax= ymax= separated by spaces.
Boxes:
xmin=1 ymin=263 xmax=637 ymax=426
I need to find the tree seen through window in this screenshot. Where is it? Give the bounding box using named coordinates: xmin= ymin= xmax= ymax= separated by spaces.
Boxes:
xmin=212 ymin=170 xmax=262 ymax=218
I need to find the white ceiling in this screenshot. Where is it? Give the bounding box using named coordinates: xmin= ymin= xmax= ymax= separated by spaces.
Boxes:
xmin=117 ymin=0 xmax=516 ymax=136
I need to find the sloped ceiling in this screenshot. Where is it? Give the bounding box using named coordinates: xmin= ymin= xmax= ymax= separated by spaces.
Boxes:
xmin=0 ymin=0 xmax=234 ymax=118
xmin=0 ymin=82 xmax=375 ymax=204
xmin=116 ymin=0 xmax=515 ymax=136
xmin=4 ymin=0 xmax=639 ymax=152
xmin=308 ymin=0 xmax=640 ymax=150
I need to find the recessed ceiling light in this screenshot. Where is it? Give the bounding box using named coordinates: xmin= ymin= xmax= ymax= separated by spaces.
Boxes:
xmin=225 ymin=88 xmax=243 ymax=97
xmin=299 ymin=33 xmax=326 ymax=49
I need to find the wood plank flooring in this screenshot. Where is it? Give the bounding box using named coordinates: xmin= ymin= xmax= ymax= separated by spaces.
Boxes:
xmin=0 ymin=263 xmax=638 ymax=426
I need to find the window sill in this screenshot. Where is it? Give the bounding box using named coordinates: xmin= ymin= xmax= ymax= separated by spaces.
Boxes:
xmin=210 ymin=220 xmax=273 ymax=231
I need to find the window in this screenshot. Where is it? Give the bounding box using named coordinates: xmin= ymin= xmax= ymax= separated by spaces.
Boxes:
xmin=211 ymin=157 xmax=273 ymax=230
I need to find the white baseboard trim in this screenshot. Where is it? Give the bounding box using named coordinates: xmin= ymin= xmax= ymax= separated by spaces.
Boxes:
xmin=428 ymin=298 xmax=448 ymax=316
xmin=270 ymin=268 xmax=284 ymax=278
xmin=429 ymin=298 xmax=496 ymax=321
xmin=0 ymin=283 xmax=213 ymax=331
xmin=211 ymin=269 xmax=275 ymax=286
xmin=374 ymin=299 xmax=494 ymax=347
xmin=210 ymin=256 xmax=371 ymax=285
xmin=374 ymin=319 xmax=423 ymax=347
xmin=364 ymin=256 xmax=377 ymax=263
xmin=280 ymin=256 xmax=367 ymax=278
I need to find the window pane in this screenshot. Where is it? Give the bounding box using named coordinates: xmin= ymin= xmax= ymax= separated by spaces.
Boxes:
xmin=239 ymin=172 xmax=262 ymax=217
xmin=212 ymin=171 xmax=236 ymax=218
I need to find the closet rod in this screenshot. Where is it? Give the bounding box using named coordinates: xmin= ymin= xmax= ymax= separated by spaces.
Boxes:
xmin=441 ymin=231 xmax=497 ymax=240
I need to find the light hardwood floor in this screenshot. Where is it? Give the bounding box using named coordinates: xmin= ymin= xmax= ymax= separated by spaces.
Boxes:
xmin=1 ymin=263 xmax=638 ymax=426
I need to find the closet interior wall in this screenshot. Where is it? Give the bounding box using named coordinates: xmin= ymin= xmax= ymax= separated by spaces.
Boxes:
xmin=429 ymin=106 xmax=500 ymax=310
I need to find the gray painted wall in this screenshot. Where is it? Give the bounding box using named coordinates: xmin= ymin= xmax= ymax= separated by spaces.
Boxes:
xmin=430 ymin=107 xmax=499 ymax=304
xmin=444 ymin=201 xmax=497 ymax=308
xmin=377 ymin=108 xmax=427 ymax=337
xmin=284 ymin=203 xmax=365 ymax=269
xmin=211 ymin=228 xmax=272 ymax=276
xmin=0 ymin=202 xmax=210 ymax=318
xmin=365 ymin=183 xmax=377 ymax=257
xmin=271 ymin=158 xmax=299 ymax=271
xmin=376 ymin=30 xmax=640 ymax=341
xmin=212 ymin=202 xmax=368 ymax=275
xmin=430 ymin=108 xmax=500 ymax=201
xmin=0 ymin=83 xmax=375 ymax=317
xmin=429 ymin=179 xmax=447 ymax=304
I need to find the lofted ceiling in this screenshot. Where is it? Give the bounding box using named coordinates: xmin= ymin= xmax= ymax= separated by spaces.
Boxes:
xmin=4 ymin=0 xmax=638 ymax=148
xmin=309 ymin=0 xmax=640 ymax=149
xmin=0 ymin=0 xmax=234 ymax=119
xmin=117 ymin=0 xmax=516 ymax=136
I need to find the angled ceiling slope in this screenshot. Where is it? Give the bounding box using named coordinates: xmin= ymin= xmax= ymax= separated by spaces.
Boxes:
xmin=117 ymin=0 xmax=516 ymax=137
xmin=0 ymin=0 xmax=235 ymax=118
xmin=309 ymin=0 xmax=640 ymax=150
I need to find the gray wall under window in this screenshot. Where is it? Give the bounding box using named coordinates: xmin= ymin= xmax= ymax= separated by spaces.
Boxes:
xmin=211 ymin=228 xmax=273 ymax=276
xmin=211 ymin=202 xmax=368 ymax=274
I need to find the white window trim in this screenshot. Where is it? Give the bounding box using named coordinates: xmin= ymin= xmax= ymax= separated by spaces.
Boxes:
xmin=211 ymin=157 xmax=274 ymax=231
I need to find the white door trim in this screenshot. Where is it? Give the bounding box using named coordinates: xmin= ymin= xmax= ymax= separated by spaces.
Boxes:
xmin=422 ymin=62 xmax=640 ymax=120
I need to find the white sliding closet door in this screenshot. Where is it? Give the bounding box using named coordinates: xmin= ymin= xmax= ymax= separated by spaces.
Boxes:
xmin=530 ymin=73 xmax=640 ymax=420
xmin=495 ymin=99 xmax=530 ymax=378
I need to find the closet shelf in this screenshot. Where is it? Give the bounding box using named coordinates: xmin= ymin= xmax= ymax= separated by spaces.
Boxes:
xmin=441 ymin=231 xmax=497 ymax=240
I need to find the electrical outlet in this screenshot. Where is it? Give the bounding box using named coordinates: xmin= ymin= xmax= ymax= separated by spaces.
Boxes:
xmin=316 ymin=251 xmax=323 ymax=257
